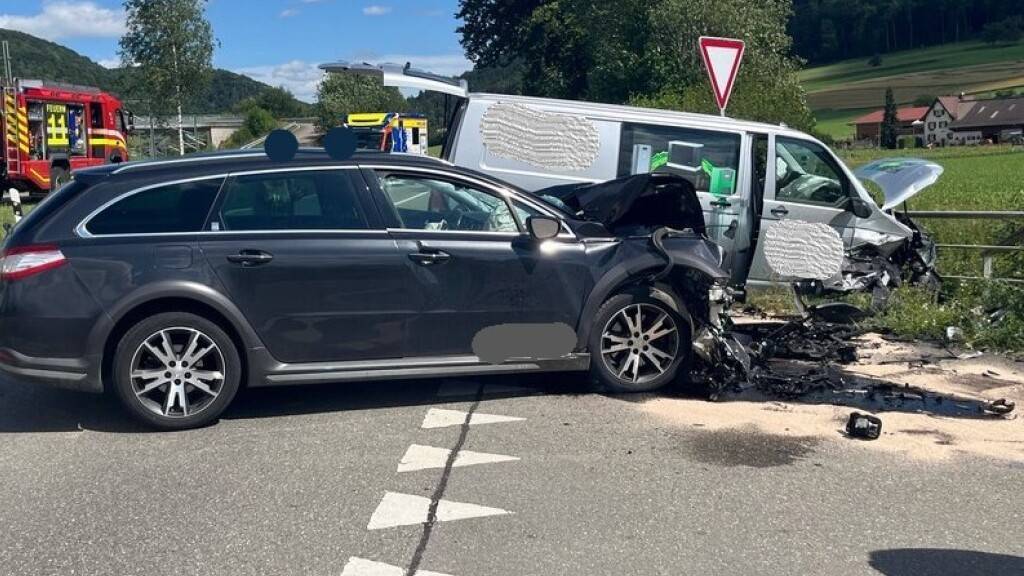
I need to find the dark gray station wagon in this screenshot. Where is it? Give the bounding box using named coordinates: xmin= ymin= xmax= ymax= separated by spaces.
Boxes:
xmin=0 ymin=150 xmax=729 ymax=429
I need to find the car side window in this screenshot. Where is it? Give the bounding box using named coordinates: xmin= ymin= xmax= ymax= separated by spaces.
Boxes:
xmin=378 ymin=173 xmax=520 ymax=233
xmin=85 ymin=178 xmax=223 ymax=235
xmin=774 ymin=138 xmax=849 ymax=206
xmin=216 ymin=170 xmax=369 ymax=231
xmin=618 ymin=123 xmax=741 ymax=197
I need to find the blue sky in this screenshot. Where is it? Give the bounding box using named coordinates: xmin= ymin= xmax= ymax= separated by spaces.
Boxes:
xmin=0 ymin=0 xmax=471 ymax=101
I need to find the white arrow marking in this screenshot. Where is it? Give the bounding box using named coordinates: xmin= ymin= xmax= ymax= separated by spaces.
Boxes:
xmin=398 ymin=444 xmax=520 ymax=473
xmin=367 ymin=491 xmax=510 ymax=530
xmin=435 ymin=381 xmax=536 ymax=397
xmin=421 ymin=408 xmax=525 ymax=429
xmin=340 ymin=557 xmax=452 ymax=576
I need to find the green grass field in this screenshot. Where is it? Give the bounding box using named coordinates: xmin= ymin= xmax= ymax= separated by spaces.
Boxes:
xmin=804 ymin=40 xmax=1024 ymax=139
xmin=800 ymin=41 xmax=1024 ymax=92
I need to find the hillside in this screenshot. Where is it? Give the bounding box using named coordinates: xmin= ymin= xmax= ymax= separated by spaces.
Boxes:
xmin=0 ymin=28 xmax=310 ymax=115
xmin=802 ymin=40 xmax=1024 ymax=139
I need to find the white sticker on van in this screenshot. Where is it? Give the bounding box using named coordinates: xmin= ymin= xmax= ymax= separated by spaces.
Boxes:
xmin=763 ymin=220 xmax=844 ymax=280
xmin=480 ymin=102 xmax=600 ymax=171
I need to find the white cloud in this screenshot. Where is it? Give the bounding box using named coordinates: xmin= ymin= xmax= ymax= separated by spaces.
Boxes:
xmin=97 ymin=57 xmax=121 ymax=69
xmin=0 ymin=1 xmax=125 ymax=40
xmin=235 ymin=60 xmax=324 ymax=103
xmin=279 ymin=8 xmax=299 ymax=18
xmin=362 ymin=5 xmax=392 ymax=16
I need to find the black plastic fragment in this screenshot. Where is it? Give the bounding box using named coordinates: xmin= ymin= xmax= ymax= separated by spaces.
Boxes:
xmin=846 ymin=412 xmax=882 ymax=440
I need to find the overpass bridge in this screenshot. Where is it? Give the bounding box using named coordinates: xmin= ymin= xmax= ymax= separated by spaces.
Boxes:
xmin=132 ymin=115 xmax=319 ymax=156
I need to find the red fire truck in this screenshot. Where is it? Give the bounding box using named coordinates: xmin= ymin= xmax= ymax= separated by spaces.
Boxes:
xmin=3 ymin=78 xmax=132 ymax=196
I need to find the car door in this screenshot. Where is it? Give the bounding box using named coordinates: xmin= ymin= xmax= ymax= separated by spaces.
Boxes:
xmin=747 ymin=135 xmax=858 ymax=284
xmin=617 ymin=122 xmax=749 ymax=275
xmin=362 ymin=166 xmax=591 ymax=358
xmin=199 ymin=167 xmax=422 ymax=364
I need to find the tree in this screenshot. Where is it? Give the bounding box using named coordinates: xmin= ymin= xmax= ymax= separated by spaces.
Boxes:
xmin=314 ymin=73 xmax=408 ymax=132
xmin=119 ymin=0 xmax=215 ymax=156
xmin=881 ymin=87 xmax=898 ymax=149
xmin=457 ymin=0 xmax=815 ymax=130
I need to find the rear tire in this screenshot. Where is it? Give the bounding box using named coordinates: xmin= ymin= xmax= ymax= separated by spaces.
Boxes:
xmin=112 ymin=312 xmax=241 ymax=430
xmin=589 ymin=289 xmax=691 ymax=393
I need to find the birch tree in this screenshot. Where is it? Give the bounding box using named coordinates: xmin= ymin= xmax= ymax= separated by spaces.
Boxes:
xmin=119 ymin=0 xmax=215 ymax=156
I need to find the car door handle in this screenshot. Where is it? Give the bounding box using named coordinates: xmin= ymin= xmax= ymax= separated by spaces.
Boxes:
xmin=408 ymin=250 xmax=451 ymax=266
xmin=770 ymin=206 xmax=790 ymax=217
xmin=711 ymin=199 xmax=732 ymax=208
xmin=226 ymin=250 xmax=274 ymax=266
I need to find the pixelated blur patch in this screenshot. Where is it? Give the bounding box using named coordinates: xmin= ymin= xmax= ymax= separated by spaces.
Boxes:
xmin=472 ymin=323 xmax=578 ymax=364
xmin=323 ymin=126 xmax=357 ymax=160
xmin=264 ymin=129 xmax=299 ymax=162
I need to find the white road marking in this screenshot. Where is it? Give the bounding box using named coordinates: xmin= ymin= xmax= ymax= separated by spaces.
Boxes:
xmin=435 ymin=381 xmax=537 ymax=397
xmin=367 ymin=491 xmax=510 ymax=530
xmin=398 ymin=444 xmax=520 ymax=473
xmin=340 ymin=557 xmax=452 ymax=576
xmin=421 ymin=408 xmax=525 ymax=429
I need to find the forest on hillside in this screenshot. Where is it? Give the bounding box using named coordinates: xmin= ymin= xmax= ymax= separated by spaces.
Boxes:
xmin=790 ymin=0 xmax=1024 ymax=64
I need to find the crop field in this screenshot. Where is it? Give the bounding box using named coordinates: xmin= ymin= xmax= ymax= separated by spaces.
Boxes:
xmin=803 ymin=40 xmax=1024 ymax=139
xmin=838 ymin=145 xmax=1024 ymax=279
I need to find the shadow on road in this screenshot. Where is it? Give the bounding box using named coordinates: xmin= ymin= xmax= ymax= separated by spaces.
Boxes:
xmin=0 ymin=372 xmax=593 ymax=434
xmin=869 ymin=548 xmax=1024 ymax=576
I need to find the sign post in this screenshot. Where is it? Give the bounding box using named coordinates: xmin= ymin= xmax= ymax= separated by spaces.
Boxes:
xmin=698 ymin=36 xmax=745 ymax=117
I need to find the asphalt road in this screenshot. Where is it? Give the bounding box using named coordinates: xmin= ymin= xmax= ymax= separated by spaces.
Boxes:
xmin=1 ymin=373 xmax=1022 ymax=576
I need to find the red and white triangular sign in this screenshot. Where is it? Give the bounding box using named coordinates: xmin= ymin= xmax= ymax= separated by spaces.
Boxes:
xmin=699 ymin=36 xmax=746 ymax=114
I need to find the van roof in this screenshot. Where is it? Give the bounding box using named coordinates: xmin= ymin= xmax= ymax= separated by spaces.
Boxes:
xmin=470 ymin=92 xmax=809 ymax=138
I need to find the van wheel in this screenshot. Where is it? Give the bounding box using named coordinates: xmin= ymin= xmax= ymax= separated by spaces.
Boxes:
xmin=112 ymin=312 xmax=241 ymax=430
xmin=50 ymin=166 xmax=69 ymax=191
xmin=589 ymin=290 xmax=690 ymax=393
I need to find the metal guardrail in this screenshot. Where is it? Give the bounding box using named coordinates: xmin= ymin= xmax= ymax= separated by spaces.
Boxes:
xmin=907 ymin=210 xmax=1023 ymax=282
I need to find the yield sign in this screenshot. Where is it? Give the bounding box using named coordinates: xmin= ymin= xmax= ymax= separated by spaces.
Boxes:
xmin=698 ymin=36 xmax=746 ymax=115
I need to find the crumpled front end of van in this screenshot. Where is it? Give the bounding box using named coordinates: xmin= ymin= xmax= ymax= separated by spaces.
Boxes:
xmin=812 ymin=158 xmax=944 ymax=306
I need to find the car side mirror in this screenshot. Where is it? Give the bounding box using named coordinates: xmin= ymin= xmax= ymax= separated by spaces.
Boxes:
xmin=527 ymin=216 xmax=561 ymax=240
xmin=849 ymin=198 xmax=873 ymax=219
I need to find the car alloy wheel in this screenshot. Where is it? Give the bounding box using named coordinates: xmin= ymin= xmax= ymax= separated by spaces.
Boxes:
xmin=600 ymin=303 xmax=680 ymax=385
xmin=129 ymin=327 xmax=226 ymax=419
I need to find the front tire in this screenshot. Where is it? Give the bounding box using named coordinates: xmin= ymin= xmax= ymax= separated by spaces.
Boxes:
xmin=589 ymin=289 xmax=691 ymax=393
xmin=112 ymin=312 xmax=241 ymax=430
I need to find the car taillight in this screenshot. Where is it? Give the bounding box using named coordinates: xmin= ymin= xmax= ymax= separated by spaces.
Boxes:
xmin=0 ymin=245 xmax=67 ymax=281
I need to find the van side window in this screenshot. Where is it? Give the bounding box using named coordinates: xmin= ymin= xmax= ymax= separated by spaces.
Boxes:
xmin=618 ymin=123 xmax=741 ymax=197
xmin=774 ymin=138 xmax=849 ymax=206
xmin=217 ymin=171 xmax=369 ymax=231
xmin=86 ymin=178 xmax=223 ymax=235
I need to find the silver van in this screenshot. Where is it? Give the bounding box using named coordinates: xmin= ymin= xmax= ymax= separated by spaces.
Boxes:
xmin=321 ymin=63 xmax=940 ymax=296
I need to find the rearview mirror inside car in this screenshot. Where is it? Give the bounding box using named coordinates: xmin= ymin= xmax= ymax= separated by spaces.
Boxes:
xmin=527 ymin=216 xmax=561 ymax=240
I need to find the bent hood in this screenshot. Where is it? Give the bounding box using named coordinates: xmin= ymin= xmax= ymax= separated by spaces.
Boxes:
xmin=536 ymin=173 xmax=706 ymax=235
xmin=853 ymin=158 xmax=944 ymax=211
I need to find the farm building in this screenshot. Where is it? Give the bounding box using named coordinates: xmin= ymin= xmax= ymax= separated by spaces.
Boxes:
xmin=949 ymin=96 xmax=1024 ymax=144
xmin=850 ymin=106 xmax=929 ymax=144
xmin=922 ymin=96 xmax=976 ymax=146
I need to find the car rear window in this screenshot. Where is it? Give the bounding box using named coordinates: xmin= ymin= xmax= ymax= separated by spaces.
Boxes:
xmin=85 ymin=178 xmax=223 ymax=236
xmin=215 ymin=170 xmax=369 ymax=231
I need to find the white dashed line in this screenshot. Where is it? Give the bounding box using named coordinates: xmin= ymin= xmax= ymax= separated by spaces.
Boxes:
xmin=421 ymin=408 xmax=525 ymax=429
xmin=367 ymin=491 xmax=511 ymax=530
xmin=435 ymin=381 xmax=536 ymax=397
xmin=398 ymin=444 xmax=520 ymax=473
xmin=340 ymin=556 xmax=453 ymax=576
